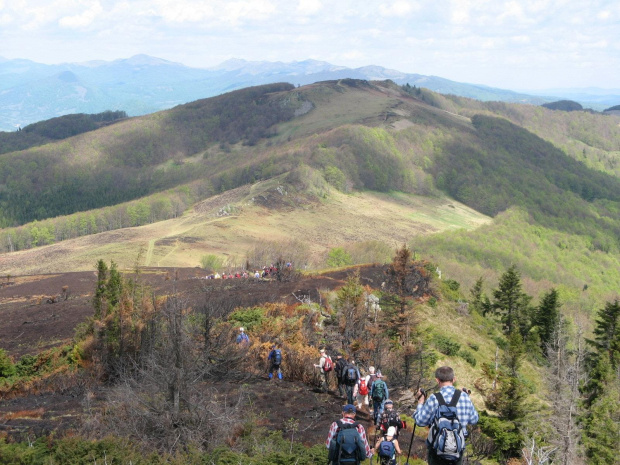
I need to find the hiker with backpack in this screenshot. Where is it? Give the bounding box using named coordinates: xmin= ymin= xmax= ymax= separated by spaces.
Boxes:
xmin=343 ymin=358 xmax=360 ymax=405
xmin=236 ymin=327 xmax=250 ymax=345
xmin=335 ymin=354 xmax=347 ymax=398
xmin=374 ymin=426 xmax=401 ymax=465
xmin=314 ymin=348 xmax=333 ymax=393
xmin=413 ymin=366 xmax=479 ymax=465
xmin=267 ymin=343 xmax=283 ymax=380
xmin=378 ymin=400 xmax=405 ymax=439
xmin=357 ymin=366 xmax=375 ymax=411
xmin=370 ymin=371 xmax=389 ymax=425
xmin=326 ymin=404 xmax=372 ymax=464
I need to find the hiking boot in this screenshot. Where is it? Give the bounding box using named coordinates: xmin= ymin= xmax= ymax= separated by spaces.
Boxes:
xmin=268 ymin=373 xmax=273 ymax=380
xmin=278 ymin=372 xmax=282 ymax=380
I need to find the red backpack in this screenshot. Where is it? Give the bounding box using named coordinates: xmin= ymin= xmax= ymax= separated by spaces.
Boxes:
xmin=323 ymin=356 xmax=333 ymax=372
xmin=359 ymin=378 xmax=369 ymax=395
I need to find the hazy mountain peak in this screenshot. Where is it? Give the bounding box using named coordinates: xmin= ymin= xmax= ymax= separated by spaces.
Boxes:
xmin=118 ymin=54 xmax=183 ymax=67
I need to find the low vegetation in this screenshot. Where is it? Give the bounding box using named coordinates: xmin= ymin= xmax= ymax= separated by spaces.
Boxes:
xmin=1 ymin=244 xmax=618 ymax=464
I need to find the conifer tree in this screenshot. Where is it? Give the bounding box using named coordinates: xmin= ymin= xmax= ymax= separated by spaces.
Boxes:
xmin=534 ymin=288 xmax=561 ymax=354
xmin=581 ymin=300 xmax=620 ymax=463
xmin=93 ymin=259 xmax=108 ymax=319
xmin=588 ymin=299 xmax=620 ymax=370
xmin=496 ymin=330 xmax=527 ymax=422
xmin=491 ymin=265 xmax=532 ymax=336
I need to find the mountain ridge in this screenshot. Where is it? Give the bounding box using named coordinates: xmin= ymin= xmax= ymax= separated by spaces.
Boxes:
xmin=3 ymin=54 xmax=618 ymax=131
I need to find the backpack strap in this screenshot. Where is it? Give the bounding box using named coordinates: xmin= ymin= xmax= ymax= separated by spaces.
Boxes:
xmin=434 ymin=389 xmax=461 ymax=407
xmin=448 ymin=389 xmax=461 ymax=407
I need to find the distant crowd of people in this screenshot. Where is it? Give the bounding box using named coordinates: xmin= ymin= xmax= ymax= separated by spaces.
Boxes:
xmin=202 ymin=262 xmax=293 ymax=280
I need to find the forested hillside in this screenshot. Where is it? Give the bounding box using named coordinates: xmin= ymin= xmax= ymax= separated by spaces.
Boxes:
xmin=1 ymin=79 xmax=620 ymax=464
xmin=2 ymin=79 xmax=620 ymax=261
xmin=0 ymin=83 xmax=295 ymax=227
xmin=0 ymin=111 xmax=127 ymax=155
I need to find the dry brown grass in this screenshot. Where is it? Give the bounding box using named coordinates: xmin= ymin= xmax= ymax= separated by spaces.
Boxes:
xmin=0 ymin=185 xmax=490 ymax=277
xmin=0 ymin=408 xmax=45 ymax=421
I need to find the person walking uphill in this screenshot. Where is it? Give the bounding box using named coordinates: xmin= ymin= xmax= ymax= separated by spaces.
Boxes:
xmin=335 ymin=354 xmax=347 ymax=398
xmin=326 ymin=404 xmax=373 ymax=464
xmin=378 ymin=400 xmax=405 ymax=438
xmin=370 ymin=371 xmax=389 ymax=425
xmin=236 ymin=327 xmax=250 ymax=345
xmin=374 ymin=426 xmax=402 ymax=465
xmin=413 ymin=366 xmax=479 ymax=465
xmin=267 ymin=343 xmax=283 ymax=380
xmin=342 ymin=358 xmax=360 ymax=405
xmin=314 ymin=348 xmax=333 ymax=393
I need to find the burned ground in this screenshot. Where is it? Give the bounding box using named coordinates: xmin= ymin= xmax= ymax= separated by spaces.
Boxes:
xmin=0 ymin=264 xmax=427 ymax=457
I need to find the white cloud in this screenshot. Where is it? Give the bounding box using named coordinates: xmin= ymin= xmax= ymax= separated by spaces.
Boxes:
xmin=297 ymin=0 xmax=322 ymax=15
xmin=597 ymin=10 xmax=610 ymax=19
xmin=511 ymin=35 xmax=530 ymax=44
xmin=379 ymin=1 xmax=418 ymax=17
xmin=59 ymin=1 xmax=103 ymax=28
xmin=153 ymin=0 xmax=216 ymax=23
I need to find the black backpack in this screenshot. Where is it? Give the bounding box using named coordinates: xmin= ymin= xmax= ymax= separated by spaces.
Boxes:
xmin=328 ymin=420 xmax=367 ymax=464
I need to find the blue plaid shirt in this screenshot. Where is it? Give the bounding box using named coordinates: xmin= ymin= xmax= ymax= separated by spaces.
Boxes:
xmin=413 ymin=385 xmax=479 ymax=438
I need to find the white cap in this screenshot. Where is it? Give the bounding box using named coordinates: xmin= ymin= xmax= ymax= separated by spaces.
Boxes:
xmin=239 ymin=327 xmax=244 ymax=332
xmin=387 ymin=426 xmax=397 ymax=437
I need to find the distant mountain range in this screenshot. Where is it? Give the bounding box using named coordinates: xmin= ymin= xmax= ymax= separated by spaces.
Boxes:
xmin=1 ymin=54 xmax=619 ymax=131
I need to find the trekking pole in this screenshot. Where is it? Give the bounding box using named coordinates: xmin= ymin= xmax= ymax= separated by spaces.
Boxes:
xmin=405 ymin=347 xmax=425 ymax=465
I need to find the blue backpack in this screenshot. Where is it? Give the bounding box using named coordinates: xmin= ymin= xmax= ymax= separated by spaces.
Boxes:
xmin=428 ymin=390 xmax=465 ymax=462
xmin=377 ymin=438 xmax=395 ymax=461
xmin=344 ymin=365 xmax=358 ymax=384
xmin=328 ymin=421 xmax=366 ymax=464
xmin=273 ymin=349 xmax=282 ymax=365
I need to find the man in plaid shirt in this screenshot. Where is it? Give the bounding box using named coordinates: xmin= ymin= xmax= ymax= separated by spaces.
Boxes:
xmin=325 ymin=404 xmax=373 ymax=462
xmin=413 ymin=366 xmax=478 ymax=465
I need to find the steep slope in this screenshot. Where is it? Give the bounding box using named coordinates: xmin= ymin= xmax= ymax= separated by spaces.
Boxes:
xmin=0 ymin=180 xmax=490 ymax=275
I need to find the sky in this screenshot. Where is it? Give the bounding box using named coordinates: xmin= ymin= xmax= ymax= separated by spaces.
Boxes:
xmin=0 ymin=0 xmax=619 ymax=91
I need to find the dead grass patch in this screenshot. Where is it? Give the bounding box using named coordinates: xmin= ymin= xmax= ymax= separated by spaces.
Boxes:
xmin=0 ymin=408 xmax=45 ymax=421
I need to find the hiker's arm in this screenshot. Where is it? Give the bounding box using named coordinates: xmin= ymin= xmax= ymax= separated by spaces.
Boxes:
xmin=395 ymin=439 xmax=402 ymax=455
xmin=325 ymin=422 xmax=338 ymax=448
xmin=357 ymin=425 xmax=372 ymax=457
xmin=413 ymin=394 xmax=436 ymax=427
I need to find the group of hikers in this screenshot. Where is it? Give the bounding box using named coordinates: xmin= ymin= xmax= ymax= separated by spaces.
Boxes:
xmin=324 ymin=364 xmax=479 ymax=465
xmin=237 ymin=329 xmax=479 ymax=464
xmin=204 ymin=263 xmax=293 ymax=280
xmin=315 ymin=351 xmax=393 ymax=427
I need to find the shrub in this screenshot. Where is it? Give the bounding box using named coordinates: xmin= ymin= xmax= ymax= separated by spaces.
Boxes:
xmin=0 ymin=349 xmax=15 ymax=378
xmin=326 ymin=247 xmax=352 ymax=267
xmin=228 ymin=307 xmax=266 ymax=332
xmin=200 ymin=254 xmax=224 ymax=272
xmin=433 ymin=334 xmax=461 ymax=356
xmin=458 ymin=349 xmax=477 ymax=366
xmin=323 ymin=165 xmax=347 ymax=191
xmin=15 ymin=355 xmax=38 ymax=376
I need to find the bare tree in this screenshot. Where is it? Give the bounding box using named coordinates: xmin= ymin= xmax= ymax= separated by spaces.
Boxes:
xmin=92 ymin=291 xmax=250 ymax=453
xmin=545 ymin=315 xmax=586 ymax=465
